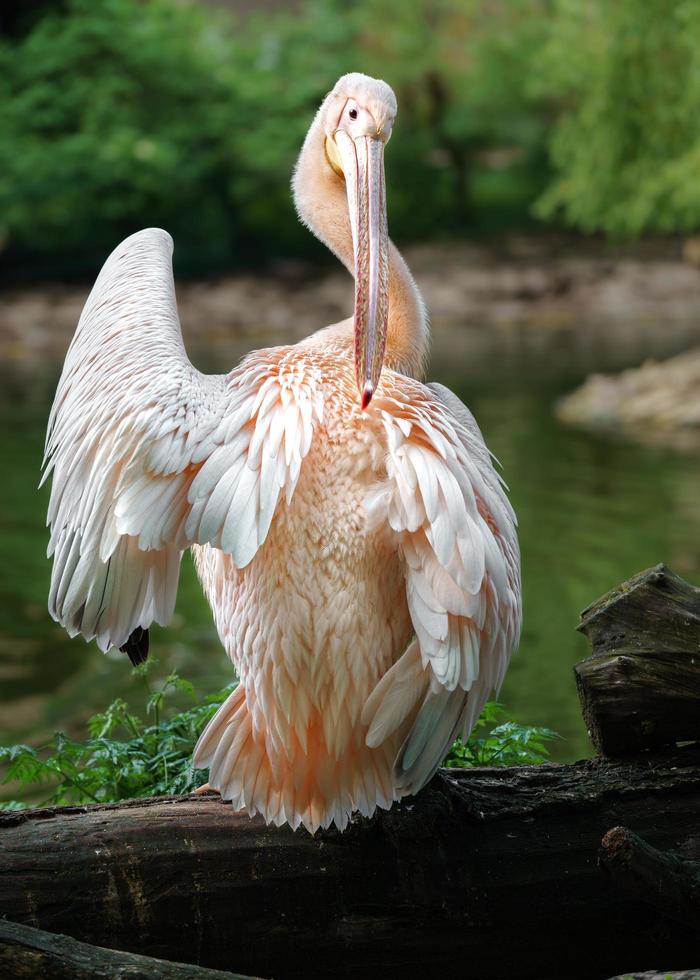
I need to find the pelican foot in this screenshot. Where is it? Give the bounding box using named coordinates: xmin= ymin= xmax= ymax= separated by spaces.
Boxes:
xmin=192 ymin=782 xmax=220 ymax=796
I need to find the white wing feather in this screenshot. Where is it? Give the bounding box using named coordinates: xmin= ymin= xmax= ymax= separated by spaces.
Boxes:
xmin=44 ymin=229 xmax=321 ymax=652
xmin=363 ymin=378 xmax=521 ymax=795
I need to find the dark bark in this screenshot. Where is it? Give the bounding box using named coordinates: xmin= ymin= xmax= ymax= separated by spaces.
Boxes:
xmin=575 ymin=564 xmax=700 ymax=755
xmin=0 ymin=919 xmax=260 ymax=980
xmin=599 ymin=825 xmax=700 ymax=931
xmin=2 ymin=752 xmax=700 ymax=980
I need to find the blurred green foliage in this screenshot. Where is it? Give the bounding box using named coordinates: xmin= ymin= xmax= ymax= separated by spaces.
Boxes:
xmin=536 ymin=0 xmax=700 ymax=235
xmin=0 ymin=0 xmax=245 ymax=272
xmin=0 ymin=0 xmax=548 ymax=274
xmin=1 ymin=0 xmax=699 ymax=276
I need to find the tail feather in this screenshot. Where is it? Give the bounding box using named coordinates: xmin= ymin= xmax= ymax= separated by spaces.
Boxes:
xmin=194 ymin=681 xmax=403 ymax=833
xmin=194 ymin=684 xmax=246 ymax=764
xmin=361 ymin=637 xmax=492 ymax=798
xmin=361 ymin=639 xmax=426 ymax=748
xmin=192 ymin=640 xmax=491 ymax=833
xmin=394 ymin=687 xmax=468 ymax=794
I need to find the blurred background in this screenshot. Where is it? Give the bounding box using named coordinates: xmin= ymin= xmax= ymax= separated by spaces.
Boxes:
xmin=2 ymin=0 xmax=700 ymax=766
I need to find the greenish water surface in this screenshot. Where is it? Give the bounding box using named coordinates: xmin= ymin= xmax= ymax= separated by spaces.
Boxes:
xmin=2 ymin=340 xmax=699 ymax=766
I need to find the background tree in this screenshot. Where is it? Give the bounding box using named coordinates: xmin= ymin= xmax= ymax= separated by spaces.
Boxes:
xmin=3 ymin=0 xmax=700 ymax=277
xmin=536 ymin=0 xmax=700 ymax=235
xmin=0 ymin=0 xmax=551 ymax=275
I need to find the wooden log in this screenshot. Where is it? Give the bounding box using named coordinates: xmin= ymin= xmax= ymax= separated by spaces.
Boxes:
xmin=0 ymin=919 xmax=260 ymax=980
xmin=2 ymin=751 xmax=700 ymax=980
xmin=575 ymin=564 xmax=700 ymax=755
xmin=599 ymin=826 xmax=700 ymax=931
xmin=606 ymin=973 xmax=700 ymax=980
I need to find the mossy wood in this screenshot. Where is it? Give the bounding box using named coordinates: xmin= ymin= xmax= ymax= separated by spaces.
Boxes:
xmin=606 ymin=973 xmax=700 ymax=980
xmin=575 ymin=564 xmax=700 ymax=755
xmin=2 ymin=753 xmax=700 ymax=980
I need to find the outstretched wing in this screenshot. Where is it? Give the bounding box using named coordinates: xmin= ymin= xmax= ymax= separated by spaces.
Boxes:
xmin=44 ymin=229 xmax=322 ymax=652
xmin=362 ymin=376 xmax=521 ymax=795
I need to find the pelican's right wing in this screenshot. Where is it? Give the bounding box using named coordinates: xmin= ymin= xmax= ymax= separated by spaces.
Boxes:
xmin=44 ymin=229 xmax=322 ymax=652
xmin=362 ymin=376 xmax=521 ymax=795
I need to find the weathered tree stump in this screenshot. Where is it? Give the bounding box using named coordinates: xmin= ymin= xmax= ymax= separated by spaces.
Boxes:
xmin=2 ymin=753 xmax=700 ymax=980
xmin=0 ymin=919 xmax=259 ymax=980
xmin=599 ymin=826 xmax=700 ymax=931
xmin=575 ymin=564 xmax=700 ymax=755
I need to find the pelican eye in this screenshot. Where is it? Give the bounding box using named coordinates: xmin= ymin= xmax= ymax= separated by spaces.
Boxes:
xmin=349 ymin=107 xmax=358 ymax=120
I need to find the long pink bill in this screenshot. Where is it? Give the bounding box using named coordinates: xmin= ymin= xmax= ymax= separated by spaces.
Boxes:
xmin=335 ymin=131 xmax=389 ymax=408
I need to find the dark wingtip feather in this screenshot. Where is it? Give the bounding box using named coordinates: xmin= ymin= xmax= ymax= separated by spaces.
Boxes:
xmin=120 ymin=627 xmax=149 ymax=666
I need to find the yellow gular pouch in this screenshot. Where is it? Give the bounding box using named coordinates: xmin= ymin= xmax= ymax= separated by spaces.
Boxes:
xmin=325 ymin=135 xmax=345 ymax=179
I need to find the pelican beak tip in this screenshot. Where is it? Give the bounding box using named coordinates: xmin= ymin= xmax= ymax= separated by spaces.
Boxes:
xmin=361 ymin=382 xmax=374 ymax=410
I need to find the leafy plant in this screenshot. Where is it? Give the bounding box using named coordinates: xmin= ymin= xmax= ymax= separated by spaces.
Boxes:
xmin=444 ymin=700 xmax=560 ymax=767
xmin=1 ymin=668 xmax=559 ymax=810
xmin=0 ymin=663 xmax=234 ymax=809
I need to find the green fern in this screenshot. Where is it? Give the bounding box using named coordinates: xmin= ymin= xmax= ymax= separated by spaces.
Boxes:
xmin=444 ymin=701 xmax=560 ymax=768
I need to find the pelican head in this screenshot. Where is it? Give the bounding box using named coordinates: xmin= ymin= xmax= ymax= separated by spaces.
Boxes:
xmin=322 ymin=74 xmax=397 ymax=408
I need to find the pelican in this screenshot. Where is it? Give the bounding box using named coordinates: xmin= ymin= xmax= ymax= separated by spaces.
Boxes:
xmin=43 ymin=73 xmax=521 ymax=833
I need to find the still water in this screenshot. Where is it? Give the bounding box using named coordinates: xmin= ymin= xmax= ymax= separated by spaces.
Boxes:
xmin=2 ymin=327 xmax=699 ymax=764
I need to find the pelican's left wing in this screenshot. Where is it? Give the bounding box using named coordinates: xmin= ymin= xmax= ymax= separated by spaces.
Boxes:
xmin=44 ymin=229 xmax=322 ymax=653
xmin=362 ymin=377 xmax=521 ymax=795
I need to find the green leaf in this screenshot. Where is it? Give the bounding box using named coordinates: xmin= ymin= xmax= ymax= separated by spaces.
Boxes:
xmin=444 ymin=703 xmax=561 ymax=769
xmin=146 ymin=691 xmax=165 ymax=716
